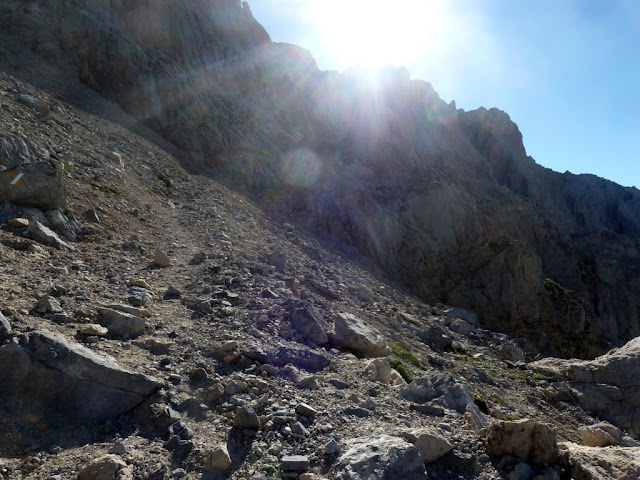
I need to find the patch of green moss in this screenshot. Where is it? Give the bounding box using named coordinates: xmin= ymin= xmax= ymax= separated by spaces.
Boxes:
xmin=389 ymin=343 xmax=425 ymax=370
xmin=389 ymin=358 xmax=414 ymax=383
xmin=532 ymin=373 xmax=554 ymax=382
xmin=504 ymin=413 xmax=521 ymax=421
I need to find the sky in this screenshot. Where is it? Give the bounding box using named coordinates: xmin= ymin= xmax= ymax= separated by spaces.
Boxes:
xmin=249 ymin=0 xmax=640 ymax=189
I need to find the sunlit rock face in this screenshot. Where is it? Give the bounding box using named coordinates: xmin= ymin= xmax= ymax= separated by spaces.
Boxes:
xmin=2 ymin=0 xmax=640 ymax=357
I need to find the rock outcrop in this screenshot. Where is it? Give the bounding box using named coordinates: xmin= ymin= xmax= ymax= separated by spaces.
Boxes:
xmin=559 ymin=442 xmax=640 ymax=480
xmin=0 ymin=331 xmax=161 ymax=423
xmin=530 ymin=336 xmax=640 ymax=436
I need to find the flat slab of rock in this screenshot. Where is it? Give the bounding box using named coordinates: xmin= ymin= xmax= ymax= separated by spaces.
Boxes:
xmin=97 ymin=307 xmax=146 ymax=338
xmin=559 ymin=442 xmax=640 ymax=480
xmin=330 ymin=312 xmax=390 ymax=357
xmin=0 ymin=331 xmax=161 ymax=423
xmin=336 ymin=435 xmax=428 ymax=480
xmin=26 ymin=220 xmax=73 ymax=250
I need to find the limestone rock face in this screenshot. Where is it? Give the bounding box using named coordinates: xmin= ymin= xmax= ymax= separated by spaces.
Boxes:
xmin=336 ymin=435 xmax=428 ymax=480
xmin=530 ymin=337 xmax=640 ymax=436
xmin=559 ymin=442 xmax=640 ymax=480
xmin=400 ymin=427 xmax=453 ymax=464
xmin=0 ymin=331 xmax=161 ymax=423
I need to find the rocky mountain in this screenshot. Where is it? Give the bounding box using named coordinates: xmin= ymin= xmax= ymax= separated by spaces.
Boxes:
xmin=2 ymin=0 xmax=640 ymax=358
xmin=1 ymin=1 xmax=640 ymax=480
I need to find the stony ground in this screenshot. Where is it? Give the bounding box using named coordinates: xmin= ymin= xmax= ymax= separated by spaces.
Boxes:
xmin=0 ymin=66 xmax=636 ymax=480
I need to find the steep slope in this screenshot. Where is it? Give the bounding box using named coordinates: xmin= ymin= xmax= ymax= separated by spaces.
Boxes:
xmin=2 ymin=24 xmax=640 ymax=480
xmin=1 ymin=0 xmax=640 ymax=357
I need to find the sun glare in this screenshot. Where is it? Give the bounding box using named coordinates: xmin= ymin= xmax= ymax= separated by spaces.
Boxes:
xmin=305 ymin=0 xmax=445 ymax=69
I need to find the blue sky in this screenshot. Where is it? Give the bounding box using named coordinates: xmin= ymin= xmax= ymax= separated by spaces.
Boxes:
xmin=249 ymin=0 xmax=640 ymax=188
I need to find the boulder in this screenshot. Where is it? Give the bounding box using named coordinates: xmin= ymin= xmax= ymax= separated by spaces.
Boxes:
xmin=0 ymin=162 xmax=67 ymax=209
xmin=400 ymin=371 xmax=475 ymax=413
xmin=529 ymin=336 xmax=640 ymax=436
xmin=97 ymin=307 xmax=146 ymax=338
xmin=559 ymin=442 xmax=640 ymax=480
xmin=153 ymin=248 xmax=171 ymax=267
xmin=481 ymin=419 xmax=557 ymax=465
xmin=78 ymin=454 xmax=132 ymax=480
xmin=286 ymin=299 xmax=328 ymax=345
xmin=400 ymin=427 xmax=453 ymax=463
xmin=363 ymin=357 xmax=392 ymax=384
xmin=0 ymin=331 xmax=161 ymax=423
xmin=25 ymin=219 xmax=73 ymax=249
xmin=45 ymin=209 xmax=83 ymax=241
xmin=336 ymin=435 xmax=428 ymax=480
xmin=330 ymin=312 xmax=390 ymax=357
xmin=578 ymin=422 xmax=637 ymax=448
xmin=0 ymin=312 xmax=11 ymax=342
xmin=206 ymin=445 xmax=232 ymax=471
xmin=233 ymin=405 xmax=260 ymax=430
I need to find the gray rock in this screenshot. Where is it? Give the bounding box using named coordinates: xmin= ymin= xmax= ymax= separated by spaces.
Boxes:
xmin=154 ymin=248 xmax=171 ymax=267
xmin=325 ymin=439 xmax=342 ymax=455
xmin=206 ymin=445 xmax=232 ymax=471
xmin=400 ymin=371 xmax=474 ymax=413
xmin=280 ymin=455 xmax=309 ymax=472
xmin=233 ymin=405 xmax=260 ymax=430
xmin=0 ymin=134 xmax=36 ymax=168
xmin=400 ymin=427 xmax=453 ymax=463
xmin=0 ymin=331 xmax=161 ymax=423
xmin=37 ymin=295 xmax=63 ymax=314
xmin=530 ymin=336 xmax=640 ymax=436
xmin=244 ymin=345 xmax=330 ymax=372
xmin=356 ymin=285 xmax=375 ymax=303
xmin=97 ymin=307 xmax=146 ymax=338
xmin=0 ymin=312 xmax=11 ymax=341
xmin=578 ymin=422 xmax=637 ymax=448
xmin=558 ymin=442 xmax=640 ymax=480
xmin=291 ymin=421 xmax=310 ymax=437
xmin=481 ymin=419 xmax=557 ymax=465
xmin=45 ymin=209 xmax=83 ymax=241
xmin=296 ymin=402 xmax=319 ymax=417
xmin=336 ymin=435 xmax=428 ymax=480
xmin=26 ymin=220 xmax=72 ymax=250
xmin=127 ymin=287 xmax=154 ymax=307
xmin=103 ymin=304 xmax=152 ymax=318
xmin=268 ymin=251 xmax=287 ymax=272
xmin=0 ymin=163 xmax=67 ymax=210
xmin=330 ymin=312 xmax=390 ymax=357
xmin=16 ymin=94 xmax=50 ymax=114
xmin=78 ymin=454 xmax=132 ymax=480
xmin=287 ymin=299 xmax=328 ymax=345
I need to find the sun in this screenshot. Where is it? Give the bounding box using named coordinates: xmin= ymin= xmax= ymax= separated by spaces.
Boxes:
xmin=305 ymin=0 xmax=445 ymax=69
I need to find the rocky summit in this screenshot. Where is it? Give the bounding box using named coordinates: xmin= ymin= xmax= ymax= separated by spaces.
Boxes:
xmin=0 ymin=1 xmax=639 ymax=480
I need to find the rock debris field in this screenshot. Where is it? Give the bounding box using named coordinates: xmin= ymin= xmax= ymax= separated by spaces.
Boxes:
xmin=1 ymin=66 xmax=640 ymax=480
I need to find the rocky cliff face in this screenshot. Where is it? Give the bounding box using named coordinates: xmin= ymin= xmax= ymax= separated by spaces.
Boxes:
xmin=2 ymin=0 xmax=639 ymax=357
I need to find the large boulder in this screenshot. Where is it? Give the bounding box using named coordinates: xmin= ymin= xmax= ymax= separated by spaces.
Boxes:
xmin=336 ymin=435 xmax=428 ymax=480
xmin=0 ymin=163 xmax=67 ymax=209
xmin=400 ymin=427 xmax=453 ymax=464
xmin=330 ymin=312 xmax=391 ymax=357
xmin=529 ymin=337 xmax=640 ymax=436
xmin=559 ymin=442 xmax=640 ymax=480
xmin=0 ymin=331 xmax=161 ymax=423
xmin=481 ymin=418 xmax=557 ymax=465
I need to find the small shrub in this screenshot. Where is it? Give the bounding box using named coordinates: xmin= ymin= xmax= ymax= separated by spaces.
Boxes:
xmin=389 ymin=358 xmax=414 ymax=383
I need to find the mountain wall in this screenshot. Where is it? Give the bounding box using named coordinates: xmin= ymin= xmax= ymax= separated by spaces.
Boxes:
xmin=1 ymin=0 xmax=640 ymax=357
